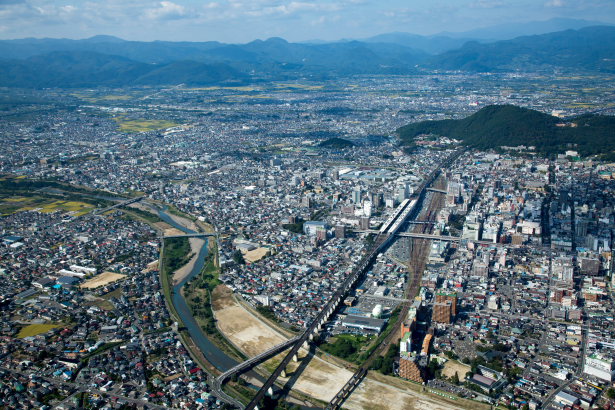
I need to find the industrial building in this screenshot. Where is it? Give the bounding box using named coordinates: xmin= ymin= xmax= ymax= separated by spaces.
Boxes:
xmin=341 ymin=315 xmax=386 ymax=333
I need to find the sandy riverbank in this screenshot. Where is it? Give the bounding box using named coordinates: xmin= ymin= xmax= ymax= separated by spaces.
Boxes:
xmin=171 ymin=237 xmax=205 ymax=286
xmin=165 ymin=211 xmax=200 ymax=232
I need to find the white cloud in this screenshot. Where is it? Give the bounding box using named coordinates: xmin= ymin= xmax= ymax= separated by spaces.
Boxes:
xmin=241 ymin=1 xmax=341 ymax=18
xmin=470 ymin=0 xmax=505 ymax=8
xmin=545 ymin=0 xmax=565 ymax=7
xmin=144 ymin=1 xmax=187 ymax=20
xmin=61 ymin=5 xmax=76 ymax=13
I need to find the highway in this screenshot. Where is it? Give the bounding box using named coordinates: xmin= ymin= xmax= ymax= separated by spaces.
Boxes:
xmin=213 ymin=335 xmax=301 ymax=395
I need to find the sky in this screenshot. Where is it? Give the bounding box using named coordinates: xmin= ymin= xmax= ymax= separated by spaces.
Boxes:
xmin=0 ymin=0 xmax=614 ymax=42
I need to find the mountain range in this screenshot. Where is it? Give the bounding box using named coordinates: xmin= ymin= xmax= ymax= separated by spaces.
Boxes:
xmin=437 ymin=17 xmax=611 ymax=40
xmin=0 ymin=21 xmax=614 ymax=88
xmin=427 ymin=26 xmax=615 ymax=72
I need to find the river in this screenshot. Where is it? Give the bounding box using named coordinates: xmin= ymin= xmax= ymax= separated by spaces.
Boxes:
xmin=156 ymin=207 xmax=240 ymax=372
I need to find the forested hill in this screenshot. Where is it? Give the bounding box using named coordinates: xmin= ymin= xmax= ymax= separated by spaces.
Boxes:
xmin=396 ymin=105 xmax=615 ymax=159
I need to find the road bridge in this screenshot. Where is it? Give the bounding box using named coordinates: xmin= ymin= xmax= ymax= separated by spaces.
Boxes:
xmin=362 ymin=294 xmax=412 ymax=303
xmin=396 ymin=232 xmax=461 ymax=241
xmin=426 ymin=187 xmax=447 ymax=194
xmin=212 ymin=336 xmax=302 ymax=407
xmin=94 ymin=196 xmax=145 ymax=215
xmin=396 ymin=232 xmax=506 ymax=247
xmin=216 ymin=336 xmax=301 ymax=385
xmin=163 ymin=233 xmax=216 ymax=239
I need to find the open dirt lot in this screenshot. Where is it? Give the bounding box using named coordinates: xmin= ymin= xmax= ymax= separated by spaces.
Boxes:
xmin=213 ymin=286 xmax=287 ymax=357
xmin=346 ymin=372 xmax=489 ymax=410
xmin=276 ymin=352 xmax=354 ymax=402
xmin=441 ymin=358 xmax=471 ymax=379
xmin=80 ymin=271 xmax=126 ymax=289
xmin=345 ymin=379 xmax=452 ymax=410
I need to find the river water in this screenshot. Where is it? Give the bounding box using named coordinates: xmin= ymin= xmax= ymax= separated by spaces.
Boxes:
xmin=156 ymin=207 xmax=239 ymax=372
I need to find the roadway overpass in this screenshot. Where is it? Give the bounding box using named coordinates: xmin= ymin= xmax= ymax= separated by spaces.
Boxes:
xmin=212 ymin=335 xmax=301 ymax=407
xmin=94 ymin=196 xmax=145 ymax=214
xmin=355 ymin=230 xmax=502 ymax=247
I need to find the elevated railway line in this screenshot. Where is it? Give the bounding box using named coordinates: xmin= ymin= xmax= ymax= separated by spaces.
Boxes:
xmin=243 ymin=149 xmax=464 ymax=410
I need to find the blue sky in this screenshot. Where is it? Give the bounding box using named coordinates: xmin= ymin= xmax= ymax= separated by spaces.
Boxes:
xmin=0 ymin=0 xmax=613 ymax=42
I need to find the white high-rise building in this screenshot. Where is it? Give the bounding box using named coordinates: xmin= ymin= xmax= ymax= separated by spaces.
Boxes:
xmin=363 ymin=201 xmax=372 ymax=217
xmin=584 ymin=354 xmax=615 ymax=381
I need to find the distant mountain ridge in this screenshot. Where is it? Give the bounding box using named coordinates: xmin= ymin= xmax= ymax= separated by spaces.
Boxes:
xmin=0 ymin=36 xmax=427 ymax=69
xmin=1 ymin=24 xmax=614 ymax=88
xmin=437 ymin=17 xmax=612 ymax=40
xmin=0 ymin=51 xmax=244 ymax=88
xmin=397 ymin=105 xmax=615 ymax=159
xmin=426 ymin=26 xmax=615 ymax=72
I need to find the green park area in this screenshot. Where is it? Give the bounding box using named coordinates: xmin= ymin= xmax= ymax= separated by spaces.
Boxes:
xmin=17 ymin=323 xmax=62 ymax=338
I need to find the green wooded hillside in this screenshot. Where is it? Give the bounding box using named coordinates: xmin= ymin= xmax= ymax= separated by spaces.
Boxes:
xmin=397 ymin=105 xmax=615 ymax=159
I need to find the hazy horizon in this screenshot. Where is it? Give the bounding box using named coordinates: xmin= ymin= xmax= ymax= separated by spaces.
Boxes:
xmin=1 ymin=0 xmax=614 ymax=43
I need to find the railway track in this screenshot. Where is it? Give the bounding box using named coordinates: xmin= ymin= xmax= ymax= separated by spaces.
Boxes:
xmin=326 ymin=176 xmax=448 ymax=410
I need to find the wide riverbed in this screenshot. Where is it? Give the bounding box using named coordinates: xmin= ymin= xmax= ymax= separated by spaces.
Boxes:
xmin=157 ymin=207 xmax=239 ymax=372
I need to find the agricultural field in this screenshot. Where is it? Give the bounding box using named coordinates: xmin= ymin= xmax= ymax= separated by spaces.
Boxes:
xmin=114 ymin=117 xmax=179 ymax=133
xmin=84 ymin=297 xmax=115 ymax=311
xmin=80 ymin=271 xmax=127 ymax=289
xmin=0 ymin=195 xmax=94 ymax=216
xmin=186 ymin=86 xmax=260 ymax=91
xmin=225 ymin=95 xmax=273 ymax=100
xmin=275 ymin=83 xmax=324 ymax=90
xmin=71 ymin=91 xmax=136 ymax=103
xmin=17 ymin=323 xmax=62 ymax=338
xmin=101 ymin=287 xmax=123 ymax=300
